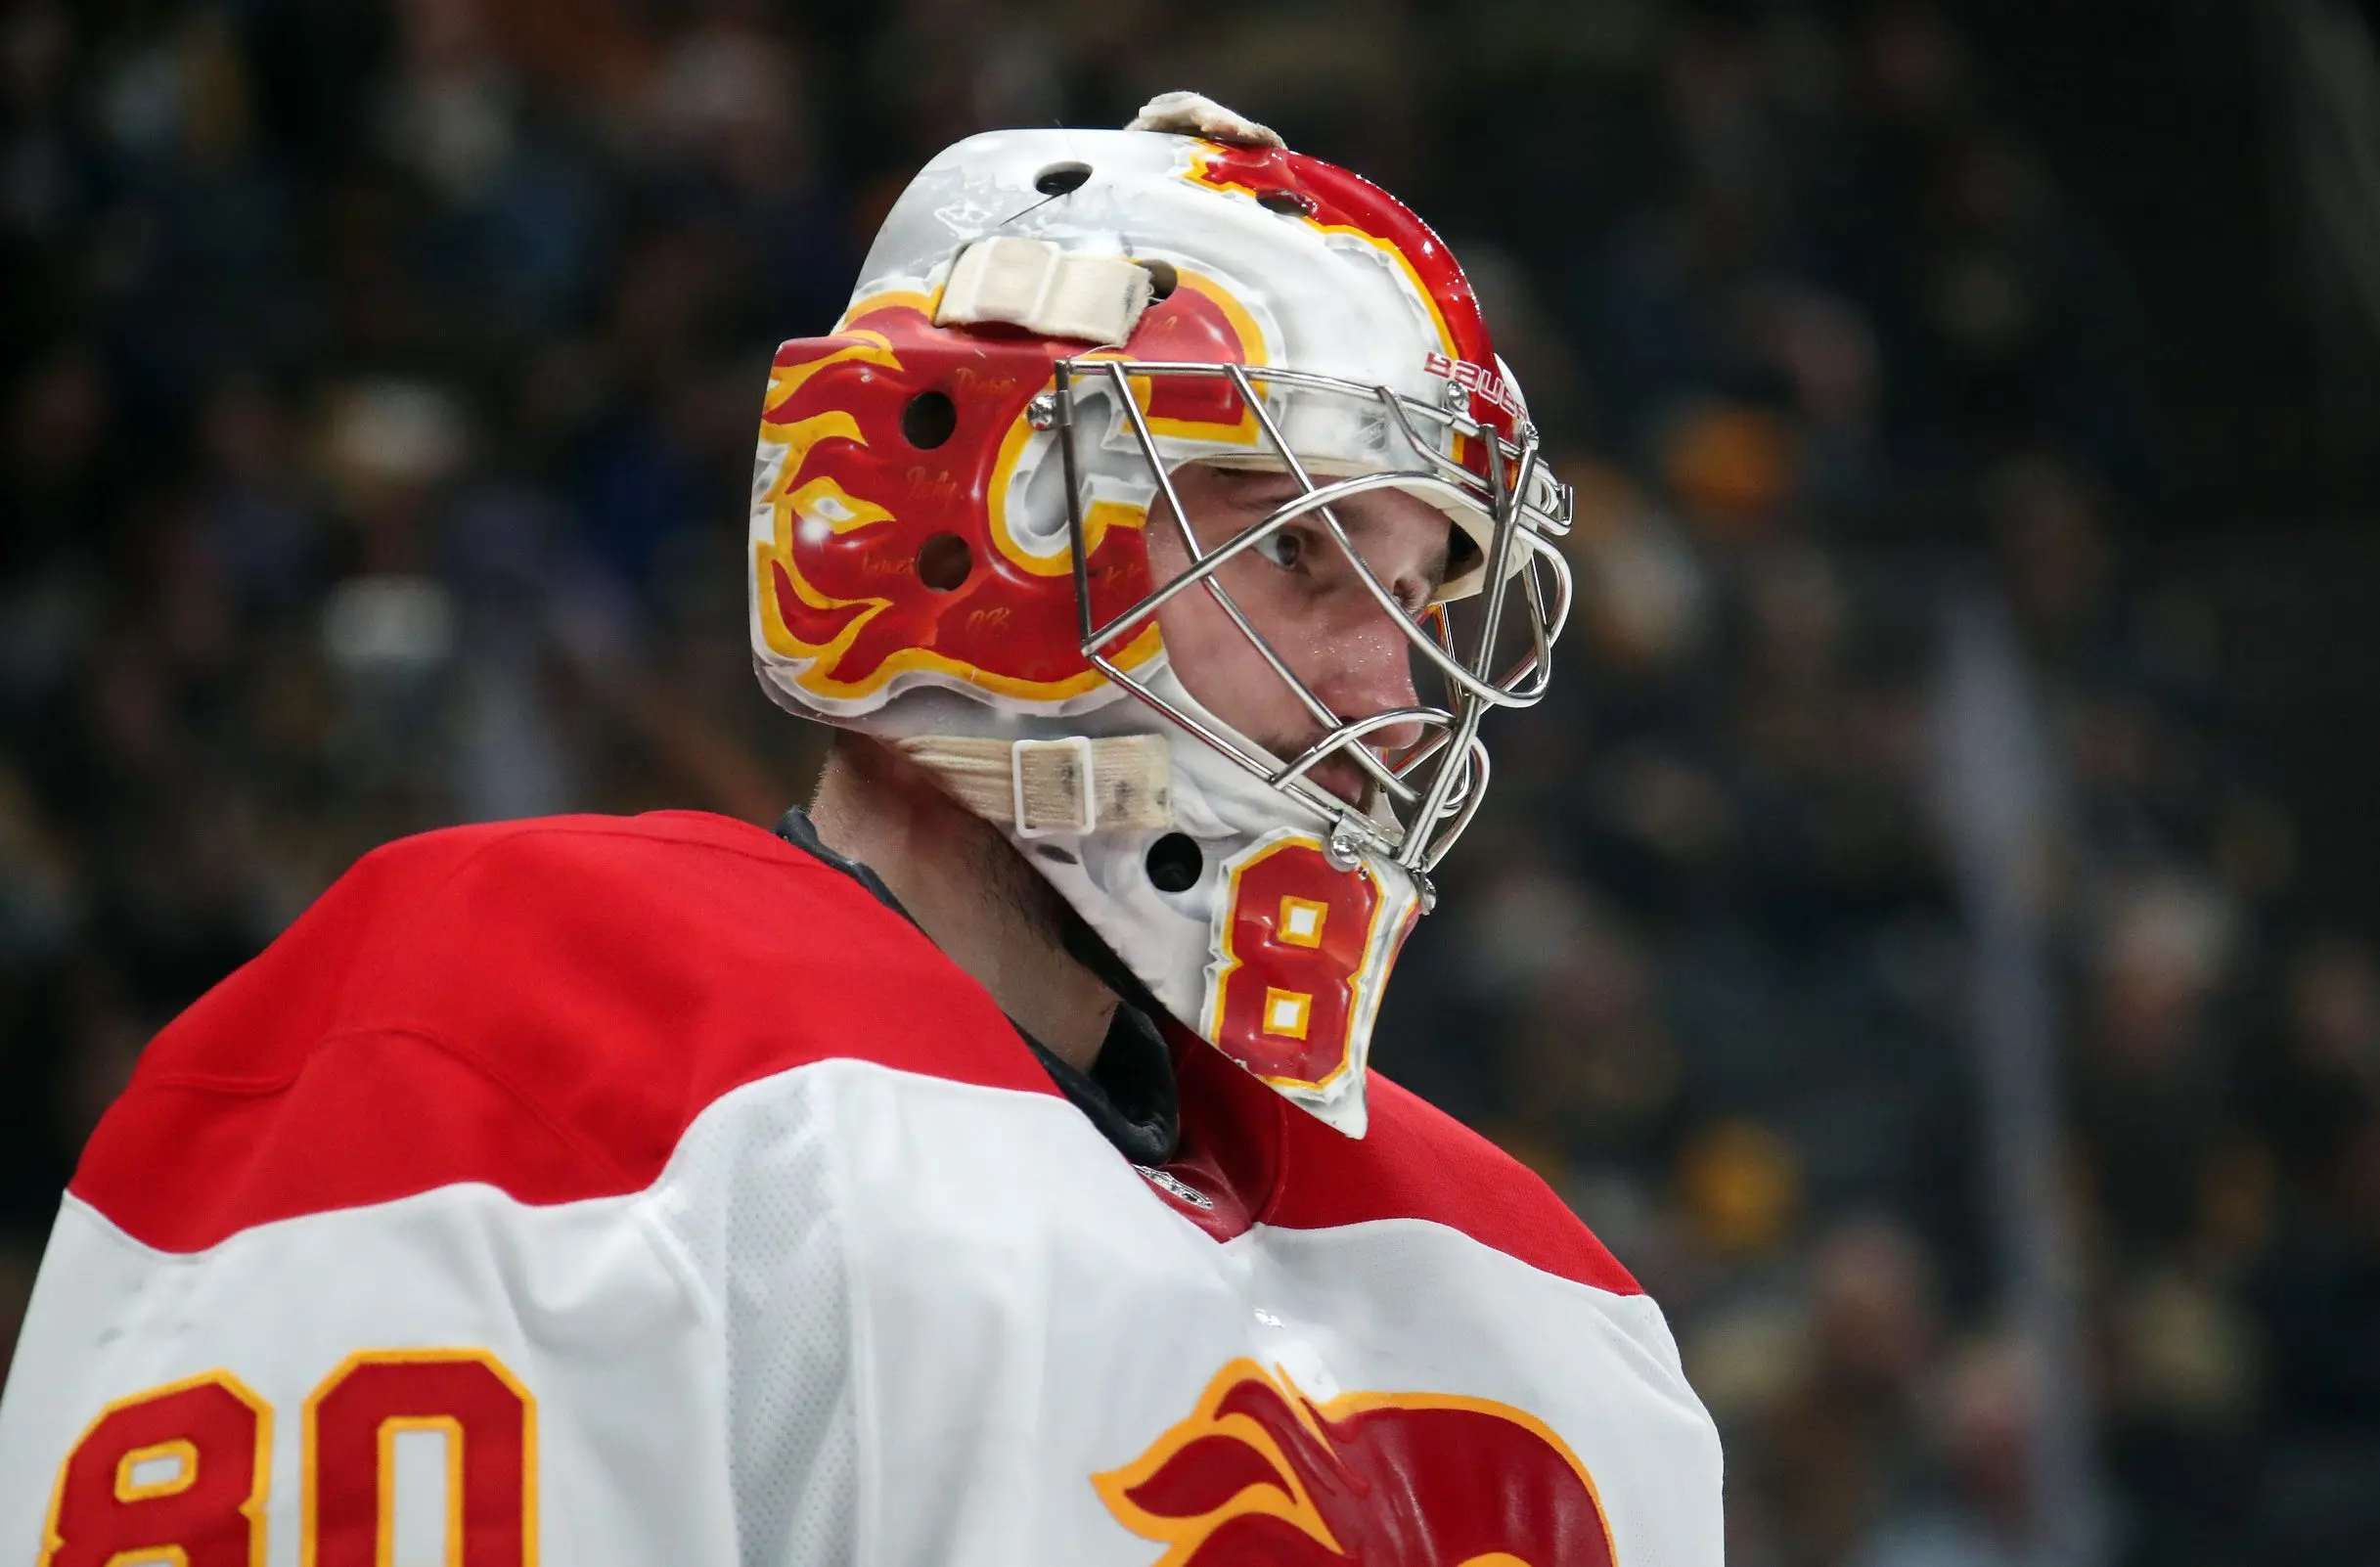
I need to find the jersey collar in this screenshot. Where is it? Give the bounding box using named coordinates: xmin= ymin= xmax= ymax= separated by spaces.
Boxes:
xmin=773 ymin=806 xmax=1180 ymax=1164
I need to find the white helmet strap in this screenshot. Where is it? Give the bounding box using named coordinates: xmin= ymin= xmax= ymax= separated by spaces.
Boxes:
xmin=934 ymin=239 xmax=1156 ymax=348
xmin=895 ymin=733 xmax=1175 ymax=837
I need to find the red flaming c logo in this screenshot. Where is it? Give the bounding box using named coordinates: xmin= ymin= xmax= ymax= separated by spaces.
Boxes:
xmin=752 ymin=274 xmax=1273 ymax=708
xmin=1095 ymin=1359 xmax=1617 ymax=1566
xmin=751 ymin=298 xmax=1141 ymax=704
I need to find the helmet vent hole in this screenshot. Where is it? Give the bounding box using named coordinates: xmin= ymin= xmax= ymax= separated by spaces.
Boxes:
xmin=1145 ymin=832 xmax=1203 ymax=893
xmin=1255 ymin=187 xmax=1313 ymax=216
xmin=1445 ymin=524 xmax=1482 ymax=583
xmin=1138 ymin=259 xmax=1178 ymax=299
xmin=902 ymin=390 xmax=957 ymax=449
xmin=917 ymin=533 xmax=972 ymax=592
xmin=1033 ymin=160 xmax=1093 ymax=198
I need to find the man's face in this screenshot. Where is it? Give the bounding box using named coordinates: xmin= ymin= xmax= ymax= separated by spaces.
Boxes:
xmin=1145 ymin=463 xmax=1459 ymax=811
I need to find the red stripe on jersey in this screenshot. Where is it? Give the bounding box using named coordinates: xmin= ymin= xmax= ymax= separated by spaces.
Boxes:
xmin=1159 ymin=1034 xmax=1642 ymax=1297
xmin=1273 ymin=1074 xmax=1641 ymax=1296
xmin=71 ymin=812 xmax=1059 ymax=1253
xmin=75 ymin=809 xmax=1638 ymax=1296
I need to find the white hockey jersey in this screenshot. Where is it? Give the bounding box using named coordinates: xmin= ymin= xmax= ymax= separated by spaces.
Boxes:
xmin=0 ymin=810 xmax=1722 ymax=1564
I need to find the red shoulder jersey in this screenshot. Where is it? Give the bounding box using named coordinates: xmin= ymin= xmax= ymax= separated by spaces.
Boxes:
xmin=76 ymin=810 xmax=1637 ymax=1296
xmin=7 ymin=812 xmax=1716 ymax=1567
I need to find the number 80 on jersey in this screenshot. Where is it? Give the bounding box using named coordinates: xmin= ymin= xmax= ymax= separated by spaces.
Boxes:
xmin=41 ymin=1347 xmax=532 ymax=1566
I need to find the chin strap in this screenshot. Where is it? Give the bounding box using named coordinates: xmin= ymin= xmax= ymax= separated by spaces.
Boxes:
xmin=895 ymin=733 xmax=1174 ymax=837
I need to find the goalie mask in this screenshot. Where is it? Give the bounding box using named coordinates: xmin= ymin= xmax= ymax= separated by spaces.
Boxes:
xmin=748 ymin=95 xmax=1572 ymax=1137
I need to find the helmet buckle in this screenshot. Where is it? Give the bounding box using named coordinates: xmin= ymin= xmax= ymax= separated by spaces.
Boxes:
xmin=1012 ymin=736 xmax=1100 ymax=837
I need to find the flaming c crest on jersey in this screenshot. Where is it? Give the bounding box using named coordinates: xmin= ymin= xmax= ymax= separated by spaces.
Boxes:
xmin=1095 ymin=1360 xmax=1618 ymax=1566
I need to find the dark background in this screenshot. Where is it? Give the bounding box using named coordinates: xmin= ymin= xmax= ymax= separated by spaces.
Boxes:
xmin=5 ymin=2 xmax=2380 ymax=1563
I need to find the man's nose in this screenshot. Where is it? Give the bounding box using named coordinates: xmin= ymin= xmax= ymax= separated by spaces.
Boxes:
xmin=1308 ymin=598 xmax=1427 ymax=755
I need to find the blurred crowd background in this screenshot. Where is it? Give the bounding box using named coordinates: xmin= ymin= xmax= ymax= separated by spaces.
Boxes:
xmin=5 ymin=1 xmax=2380 ymax=1562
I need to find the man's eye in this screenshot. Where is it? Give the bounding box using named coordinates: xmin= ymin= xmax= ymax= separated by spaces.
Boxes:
xmin=1255 ymin=526 xmax=1307 ymax=570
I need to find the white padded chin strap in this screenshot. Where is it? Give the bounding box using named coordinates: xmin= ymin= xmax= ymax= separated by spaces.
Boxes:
xmin=895 ymin=733 xmax=1175 ymax=837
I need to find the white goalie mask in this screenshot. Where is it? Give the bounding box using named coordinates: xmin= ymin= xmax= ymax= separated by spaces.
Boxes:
xmin=748 ymin=95 xmax=1572 ymax=1136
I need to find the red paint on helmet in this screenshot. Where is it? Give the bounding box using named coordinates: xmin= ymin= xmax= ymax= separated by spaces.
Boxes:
xmin=1110 ymin=270 xmax=1272 ymax=440
xmin=1183 ymin=143 xmax=1515 ymax=450
xmin=753 ymin=276 xmax=1280 ymax=706
xmin=1207 ymin=836 xmax=1417 ymax=1094
xmin=754 ymin=301 xmax=1151 ymax=703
